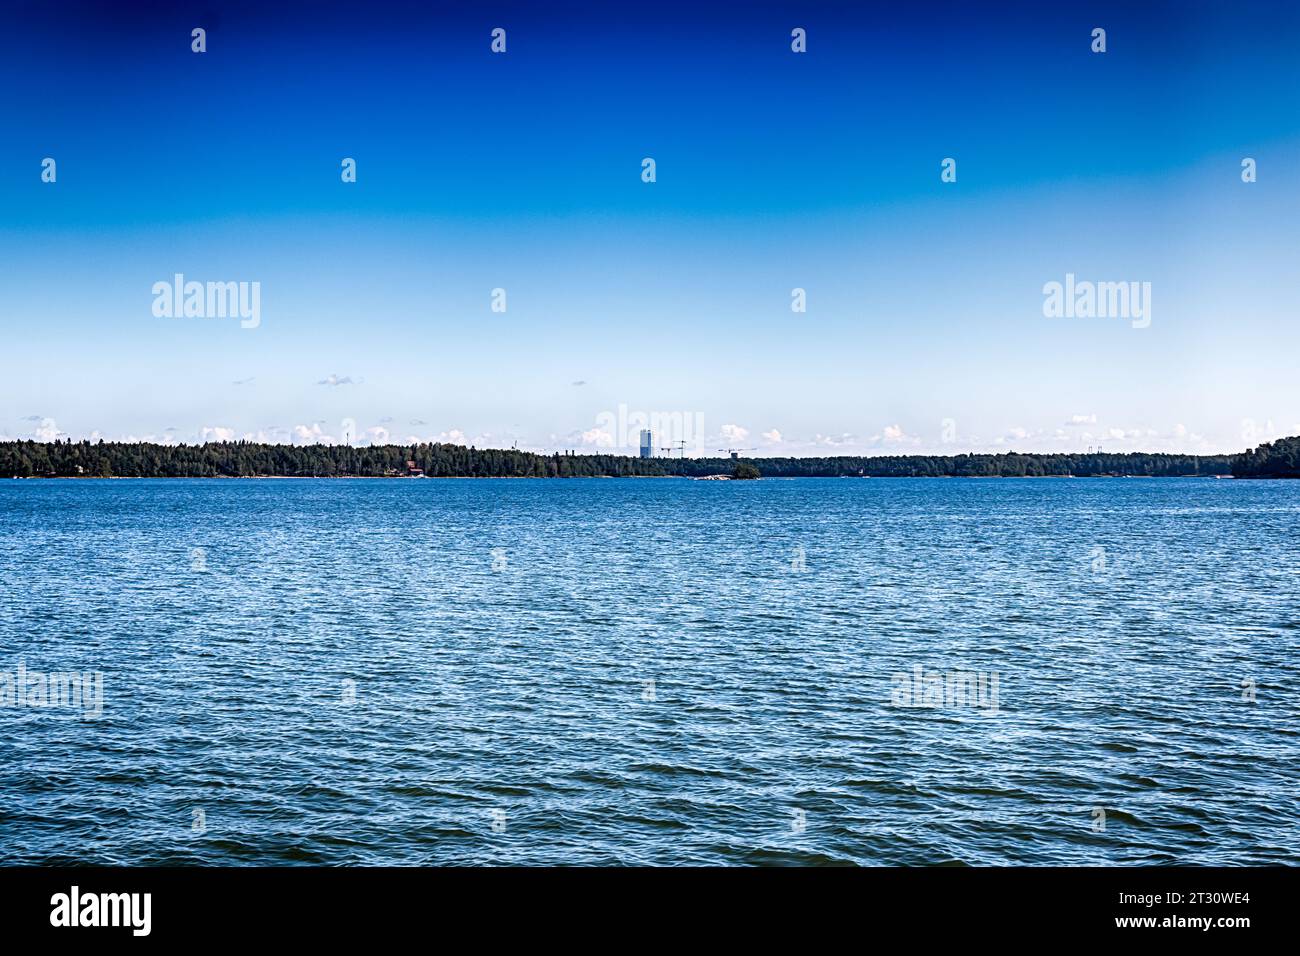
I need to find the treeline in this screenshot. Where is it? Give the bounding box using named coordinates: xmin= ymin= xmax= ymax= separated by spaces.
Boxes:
xmin=0 ymin=440 xmax=669 ymax=478
xmin=1232 ymin=436 xmax=1300 ymax=478
xmin=659 ymin=451 xmax=1238 ymax=478
xmin=0 ymin=439 xmax=1274 ymax=480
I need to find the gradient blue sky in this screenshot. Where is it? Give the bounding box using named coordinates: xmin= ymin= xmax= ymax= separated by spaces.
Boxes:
xmin=1 ymin=0 xmax=1297 ymax=455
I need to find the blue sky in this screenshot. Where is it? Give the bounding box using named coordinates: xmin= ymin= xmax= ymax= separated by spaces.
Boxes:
xmin=1 ymin=0 xmax=1297 ymax=455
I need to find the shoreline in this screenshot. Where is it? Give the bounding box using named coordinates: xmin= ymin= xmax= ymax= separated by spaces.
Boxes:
xmin=6 ymin=473 xmax=1248 ymax=481
xmin=4 ymin=438 xmax=1293 ymax=479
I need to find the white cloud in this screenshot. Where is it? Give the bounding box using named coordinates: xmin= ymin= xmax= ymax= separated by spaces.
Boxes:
xmin=33 ymin=417 xmax=63 ymax=442
xmin=292 ymin=423 xmax=336 ymax=444
xmin=316 ymin=374 xmax=355 ymax=387
xmin=720 ymin=423 xmax=749 ymax=444
xmin=761 ymin=429 xmax=782 ymax=443
xmin=581 ymin=427 xmax=614 ymax=447
xmin=1067 ymin=414 xmax=1097 ymax=425
xmin=200 ymin=426 xmax=236 ymax=443
xmin=863 ymin=424 xmax=920 ymax=447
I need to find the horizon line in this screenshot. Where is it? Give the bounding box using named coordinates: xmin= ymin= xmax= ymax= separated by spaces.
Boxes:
xmin=2 ymin=437 xmax=1289 ymax=461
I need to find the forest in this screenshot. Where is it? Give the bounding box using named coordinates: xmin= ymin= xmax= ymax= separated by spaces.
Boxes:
xmin=0 ymin=439 xmax=1266 ymax=479
xmin=1231 ymin=436 xmax=1300 ymax=478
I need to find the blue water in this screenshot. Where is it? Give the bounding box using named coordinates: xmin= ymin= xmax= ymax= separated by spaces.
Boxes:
xmin=0 ymin=477 xmax=1296 ymax=865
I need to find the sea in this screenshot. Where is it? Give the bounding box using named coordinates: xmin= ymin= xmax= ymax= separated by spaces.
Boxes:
xmin=1 ymin=477 xmax=1296 ymax=865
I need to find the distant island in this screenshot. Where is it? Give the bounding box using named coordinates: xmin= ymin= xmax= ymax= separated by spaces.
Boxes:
xmin=3 ymin=436 xmax=1297 ymax=479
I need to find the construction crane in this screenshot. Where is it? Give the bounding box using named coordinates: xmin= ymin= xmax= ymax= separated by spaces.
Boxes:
xmin=717 ymin=447 xmax=756 ymax=460
xmin=660 ymin=441 xmax=688 ymax=458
